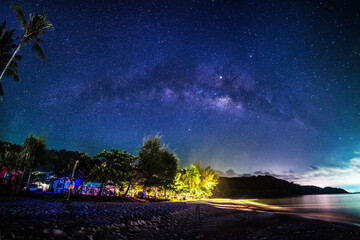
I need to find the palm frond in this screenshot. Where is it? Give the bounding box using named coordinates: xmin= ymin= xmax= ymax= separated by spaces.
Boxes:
xmin=4 ymin=64 xmax=17 ymax=78
xmin=37 ymin=24 xmax=53 ymax=35
xmin=15 ymin=55 xmax=22 ymax=61
xmin=0 ymin=21 xmax=22 ymax=87
xmin=31 ymin=40 xmax=45 ymax=65
xmin=0 ymin=21 xmax=5 ymax=37
xmin=11 ymin=3 xmax=27 ymax=30
xmin=25 ymin=13 xmax=53 ymax=39
xmin=0 ymin=29 xmax=16 ymax=53
xmin=8 ymin=62 xmax=19 ymax=81
xmin=41 ymin=20 xmax=53 ymax=27
xmin=0 ymin=54 xmax=18 ymax=65
xmin=0 ymin=82 xmax=3 ymax=100
xmin=1 ymin=64 xmax=20 ymax=85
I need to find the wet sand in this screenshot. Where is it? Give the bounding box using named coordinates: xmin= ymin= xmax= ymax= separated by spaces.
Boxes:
xmin=188 ymin=199 xmax=360 ymax=240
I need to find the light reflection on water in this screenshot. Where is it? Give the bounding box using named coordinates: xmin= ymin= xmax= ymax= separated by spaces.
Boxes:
xmin=207 ymin=194 xmax=360 ymax=226
xmin=253 ymin=194 xmax=360 ymax=226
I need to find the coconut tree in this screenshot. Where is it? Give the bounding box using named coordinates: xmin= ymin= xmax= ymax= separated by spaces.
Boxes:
xmin=0 ymin=3 xmax=53 ymax=100
xmin=183 ymin=165 xmax=201 ymax=196
xmin=196 ymin=163 xmax=219 ymax=198
xmin=0 ymin=21 xmax=22 ymax=100
xmin=173 ymin=170 xmax=188 ymax=198
xmin=17 ymin=134 xmax=46 ymax=192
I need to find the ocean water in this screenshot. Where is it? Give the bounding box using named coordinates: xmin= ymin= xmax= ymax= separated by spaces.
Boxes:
xmin=253 ymin=194 xmax=360 ymax=226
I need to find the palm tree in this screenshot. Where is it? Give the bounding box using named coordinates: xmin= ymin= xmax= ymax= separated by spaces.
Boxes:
xmin=183 ymin=165 xmax=201 ymax=190
xmin=0 ymin=21 xmax=22 ymax=100
xmin=17 ymin=134 xmax=46 ymax=192
xmin=0 ymin=3 xmax=53 ymax=100
xmin=197 ymin=163 xmax=219 ymax=197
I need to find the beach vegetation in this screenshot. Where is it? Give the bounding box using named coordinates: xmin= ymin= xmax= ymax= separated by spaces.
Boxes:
xmin=0 ymin=135 xmax=218 ymax=199
xmin=18 ymin=134 xmax=46 ymax=192
xmin=88 ymin=149 xmax=136 ymax=196
xmin=174 ymin=164 xmax=219 ymax=199
xmin=137 ymin=135 xmax=179 ymax=199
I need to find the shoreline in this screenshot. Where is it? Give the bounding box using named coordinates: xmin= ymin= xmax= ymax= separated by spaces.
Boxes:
xmin=1 ymin=198 xmax=360 ymax=239
xmin=205 ymin=198 xmax=360 ymax=228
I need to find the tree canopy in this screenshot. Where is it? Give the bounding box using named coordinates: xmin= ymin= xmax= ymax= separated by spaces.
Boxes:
xmin=0 ymin=136 xmax=218 ymax=199
xmin=88 ymin=149 xmax=136 ymax=195
xmin=0 ymin=3 xmax=53 ymax=100
xmin=0 ymin=21 xmax=22 ymax=98
xmin=137 ymin=136 xmax=179 ymax=191
xmin=174 ymin=164 xmax=219 ymax=199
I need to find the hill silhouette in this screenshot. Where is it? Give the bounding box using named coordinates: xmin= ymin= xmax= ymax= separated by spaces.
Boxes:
xmin=212 ymin=175 xmax=347 ymax=198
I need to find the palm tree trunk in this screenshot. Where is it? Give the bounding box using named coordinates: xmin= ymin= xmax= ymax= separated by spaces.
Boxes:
xmin=99 ymin=182 xmax=104 ymax=196
xmin=16 ymin=166 xmax=27 ymax=193
xmin=10 ymin=177 xmax=16 ymax=196
xmin=0 ymin=44 xmax=22 ymax=85
xmin=123 ymin=179 xmax=132 ymax=196
xmin=143 ymin=184 xmax=146 ymax=200
xmin=25 ymin=168 xmax=32 ymax=190
xmin=55 ymin=179 xmax=59 ymax=193
xmin=78 ymin=179 xmax=84 ymax=195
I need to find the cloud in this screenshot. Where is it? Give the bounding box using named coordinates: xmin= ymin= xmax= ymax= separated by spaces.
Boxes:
xmin=240 ymin=173 xmax=252 ymax=177
xmin=310 ymin=166 xmax=319 ymax=170
xmin=293 ymin=159 xmax=360 ymax=191
xmin=226 ymin=169 xmax=240 ymax=177
xmin=350 ymin=157 xmax=360 ymax=166
xmin=251 ymin=171 xmax=299 ymax=181
xmin=217 ymin=157 xmax=360 ymax=192
xmin=219 ymin=170 xmax=301 ymax=182
xmin=218 ymin=169 xmax=241 ymax=177
xmin=250 ymin=158 xmax=360 ymax=192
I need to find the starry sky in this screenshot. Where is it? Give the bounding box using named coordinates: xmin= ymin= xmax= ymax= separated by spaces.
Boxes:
xmin=1 ymin=0 xmax=360 ymax=191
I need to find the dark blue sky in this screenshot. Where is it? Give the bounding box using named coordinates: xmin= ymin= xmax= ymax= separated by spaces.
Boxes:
xmin=1 ymin=0 xmax=360 ymax=190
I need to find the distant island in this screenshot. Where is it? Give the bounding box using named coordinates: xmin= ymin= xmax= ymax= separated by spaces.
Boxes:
xmin=212 ymin=175 xmax=347 ymax=198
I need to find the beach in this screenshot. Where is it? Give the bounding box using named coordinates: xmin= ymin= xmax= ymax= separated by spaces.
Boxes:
xmin=1 ymin=198 xmax=360 ymax=239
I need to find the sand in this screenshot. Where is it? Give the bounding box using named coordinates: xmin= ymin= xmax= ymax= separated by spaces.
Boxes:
xmin=1 ymin=198 xmax=360 ymax=239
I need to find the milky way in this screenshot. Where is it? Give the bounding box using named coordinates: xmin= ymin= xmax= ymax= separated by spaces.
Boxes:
xmin=1 ymin=0 xmax=360 ymax=190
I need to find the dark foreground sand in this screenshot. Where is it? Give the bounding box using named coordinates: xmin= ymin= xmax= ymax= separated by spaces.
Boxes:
xmin=0 ymin=198 xmax=360 ymax=240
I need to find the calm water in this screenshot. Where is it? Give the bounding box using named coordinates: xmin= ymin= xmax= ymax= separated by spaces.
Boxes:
xmin=254 ymin=194 xmax=360 ymax=226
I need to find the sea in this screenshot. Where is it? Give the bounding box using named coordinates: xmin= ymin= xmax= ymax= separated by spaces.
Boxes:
xmin=253 ymin=193 xmax=360 ymax=226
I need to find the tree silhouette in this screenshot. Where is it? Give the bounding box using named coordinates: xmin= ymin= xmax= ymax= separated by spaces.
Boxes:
xmin=17 ymin=134 xmax=46 ymax=192
xmin=0 ymin=3 xmax=53 ymax=100
xmin=0 ymin=21 xmax=22 ymax=99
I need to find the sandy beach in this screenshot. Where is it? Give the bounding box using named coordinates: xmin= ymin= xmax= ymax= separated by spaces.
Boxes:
xmin=1 ymin=198 xmax=360 ymax=239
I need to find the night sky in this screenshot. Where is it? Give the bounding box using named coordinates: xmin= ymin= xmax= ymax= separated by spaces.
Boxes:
xmin=1 ymin=0 xmax=360 ymax=191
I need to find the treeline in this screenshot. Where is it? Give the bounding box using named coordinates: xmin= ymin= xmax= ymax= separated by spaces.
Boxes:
xmin=212 ymin=176 xmax=347 ymax=198
xmin=0 ymin=135 xmax=219 ymax=199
